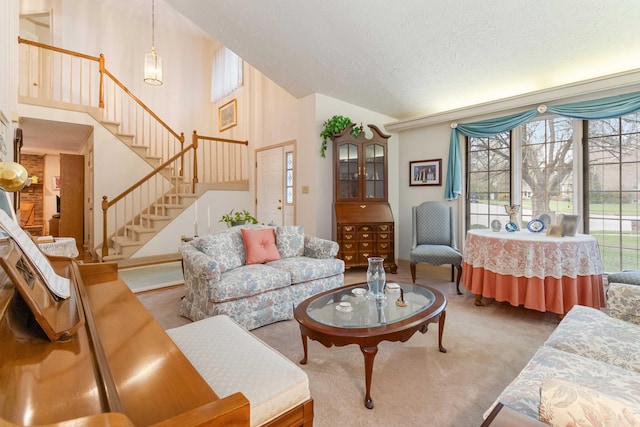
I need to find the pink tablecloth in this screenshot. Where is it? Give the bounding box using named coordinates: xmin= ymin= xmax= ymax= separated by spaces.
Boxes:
xmin=461 ymin=229 xmax=604 ymax=314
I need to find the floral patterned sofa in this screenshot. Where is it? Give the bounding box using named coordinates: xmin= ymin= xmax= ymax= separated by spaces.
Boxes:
xmin=180 ymin=225 xmax=345 ymax=330
xmin=484 ymin=282 xmax=640 ymax=426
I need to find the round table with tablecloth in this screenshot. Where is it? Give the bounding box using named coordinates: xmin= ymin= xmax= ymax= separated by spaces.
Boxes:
xmin=461 ymin=229 xmax=604 ymax=314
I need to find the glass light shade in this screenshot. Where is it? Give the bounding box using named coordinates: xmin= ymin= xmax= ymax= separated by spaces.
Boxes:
xmin=144 ymin=47 xmax=163 ymax=85
xmin=0 ymin=162 xmax=29 ymax=192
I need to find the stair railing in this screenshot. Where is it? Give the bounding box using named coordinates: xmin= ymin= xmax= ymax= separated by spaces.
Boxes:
xmin=17 ymin=38 xmax=251 ymax=258
xmin=18 ymin=37 xmax=183 ymax=164
xmin=191 ymin=131 xmax=249 ymax=192
xmin=101 ymin=132 xmax=249 ymax=258
xmin=18 ymin=37 xmax=104 ymax=108
xmin=101 ymin=69 xmax=183 ymax=161
xmin=101 ymin=144 xmax=195 ymax=258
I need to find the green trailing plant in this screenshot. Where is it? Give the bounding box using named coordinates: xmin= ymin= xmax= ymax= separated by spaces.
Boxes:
xmin=219 ymin=209 xmax=258 ymax=227
xmin=319 ymin=115 xmax=363 ymax=158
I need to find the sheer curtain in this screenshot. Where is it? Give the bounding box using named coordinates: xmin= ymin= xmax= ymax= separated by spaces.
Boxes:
xmin=211 ymin=46 xmax=243 ymax=103
xmin=445 ymin=91 xmax=640 ymax=200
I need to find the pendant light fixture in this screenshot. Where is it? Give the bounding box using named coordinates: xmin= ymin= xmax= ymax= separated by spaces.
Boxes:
xmin=143 ymin=0 xmax=162 ymax=85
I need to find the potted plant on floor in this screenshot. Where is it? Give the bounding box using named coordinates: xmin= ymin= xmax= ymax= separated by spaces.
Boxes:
xmin=219 ymin=209 xmax=259 ymax=227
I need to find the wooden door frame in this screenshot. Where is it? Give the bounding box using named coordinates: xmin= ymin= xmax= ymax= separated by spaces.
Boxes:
xmin=255 ymin=140 xmax=296 ymax=225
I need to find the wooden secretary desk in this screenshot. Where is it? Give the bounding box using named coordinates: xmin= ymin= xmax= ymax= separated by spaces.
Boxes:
xmin=332 ymin=123 xmax=397 ymax=273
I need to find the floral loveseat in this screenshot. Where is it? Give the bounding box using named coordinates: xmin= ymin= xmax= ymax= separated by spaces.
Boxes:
xmin=180 ymin=225 xmax=345 ymax=330
xmin=484 ymin=282 xmax=640 ymax=426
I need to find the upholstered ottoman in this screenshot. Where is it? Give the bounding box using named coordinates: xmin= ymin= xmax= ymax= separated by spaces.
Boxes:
xmin=167 ymin=315 xmax=311 ymax=426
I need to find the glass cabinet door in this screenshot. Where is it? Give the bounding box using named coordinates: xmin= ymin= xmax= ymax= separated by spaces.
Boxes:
xmin=337 ymin=143 xmax=359 ymax=200
xmin=364 ymin=142 xmax=385 ymax=199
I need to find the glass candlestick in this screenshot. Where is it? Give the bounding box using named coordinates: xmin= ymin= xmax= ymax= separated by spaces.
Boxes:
xmin=194 ymin=221 xmax=199 ymax=237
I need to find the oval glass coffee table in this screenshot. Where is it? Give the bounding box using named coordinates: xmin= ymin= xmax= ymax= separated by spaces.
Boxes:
xmin=294 ymin=282 xmax=447 ymax=409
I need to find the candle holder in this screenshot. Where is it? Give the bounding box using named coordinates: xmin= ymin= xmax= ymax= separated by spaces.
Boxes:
xmin=194 ymin=221 xmax=199 ymax=237
xmin=366 ymin=257 xmax=386 ymax=301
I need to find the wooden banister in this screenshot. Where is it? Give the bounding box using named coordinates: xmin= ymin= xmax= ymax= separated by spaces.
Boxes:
xmin=99 ymin=54 xmax=105 ymax=109
xmin=102 ymin=68 xmax=182 ymax=141
xmin=196 ymin=134 xmax=249 ymax=145
xmin=18 ymin=37 xmax=101 ymax=61
xmin=101 ymin=141 xmax=191 ymax=256
xmin=192 ymin=132 xmax=199 ymax=193
xmin=106 ymin=144 xmax=194 ymax=209
xmin=18 ymin=37 xmax=251 ymax=260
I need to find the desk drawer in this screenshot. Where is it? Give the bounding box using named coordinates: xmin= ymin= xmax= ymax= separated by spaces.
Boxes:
xmin=359 ymin=241 xmax=373 ymax=251
xmin=377 ymin=224 xmax=392 ymax=233
xmin=377 ymin=241 xmax=391 ymax=252
xmin=341 ymin=241 xmax=356 ymax=252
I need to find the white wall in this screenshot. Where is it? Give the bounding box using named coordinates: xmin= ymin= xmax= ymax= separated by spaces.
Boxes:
xmin=20 ymin=0 xmax=217 ymax=136
xmin=396 ymin=122 xmax=459 ymax=260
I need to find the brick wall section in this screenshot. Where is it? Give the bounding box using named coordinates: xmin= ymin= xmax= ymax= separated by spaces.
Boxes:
xmin=20 ymin=154 xmax=45 ymax=234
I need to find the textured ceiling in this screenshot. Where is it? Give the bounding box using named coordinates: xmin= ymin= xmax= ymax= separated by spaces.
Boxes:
xmin=166 ymin=0 xmax=640 ymax=120
xmin=18 ymin=1 xmax=640 ymax=153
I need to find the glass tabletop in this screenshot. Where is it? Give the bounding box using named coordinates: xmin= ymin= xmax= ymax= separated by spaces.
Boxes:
xmin=306 ymin=283 xmax=436 ymax=328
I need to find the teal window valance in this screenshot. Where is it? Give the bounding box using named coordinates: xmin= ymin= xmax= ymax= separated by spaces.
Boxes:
xmin=444 ymin=91 xmax=640 ymax=200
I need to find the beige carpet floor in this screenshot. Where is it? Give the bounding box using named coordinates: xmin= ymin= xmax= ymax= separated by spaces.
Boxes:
xmin=137 ymin=262 xmax=561 ymax=427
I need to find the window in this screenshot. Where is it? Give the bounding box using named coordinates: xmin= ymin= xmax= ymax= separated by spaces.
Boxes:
xmin=466 ymin=133 xmax=511 ymax=229
xmin=585 ymin=113 xmax=640 ymax=271
xmin=467 ymin=111 xmax=640 ymax=272
xmin=211 ymin=46 xmax=243 ymax=103
xmin=520 ymin=117 xmax=576 ymax=223
xmin=285 ymin=151 xmax=294 ymax=204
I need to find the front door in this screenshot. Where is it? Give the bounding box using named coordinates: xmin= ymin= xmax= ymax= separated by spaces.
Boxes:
xmin=256 ymin=143 xmax=295 ymax=226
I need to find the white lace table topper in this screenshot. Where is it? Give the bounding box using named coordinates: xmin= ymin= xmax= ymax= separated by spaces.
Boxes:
xmin=463 ymin=229 xmax=603 ymax=279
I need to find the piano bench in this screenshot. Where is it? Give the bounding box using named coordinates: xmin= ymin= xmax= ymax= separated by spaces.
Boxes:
xmin=167 ymin=315 xmax=311 ymax=427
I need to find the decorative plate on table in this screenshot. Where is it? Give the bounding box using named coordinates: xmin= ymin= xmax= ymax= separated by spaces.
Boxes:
xmin=527 ymin=219 xmax=545 ymax=233
xmin=505 ymin=221 xmax=518 ymax=233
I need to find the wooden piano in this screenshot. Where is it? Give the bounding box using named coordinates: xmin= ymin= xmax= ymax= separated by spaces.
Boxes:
xmin=0 ymin=236 xmax=250 ymax=427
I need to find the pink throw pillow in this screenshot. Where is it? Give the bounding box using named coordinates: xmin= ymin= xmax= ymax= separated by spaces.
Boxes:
xmin=240 ymin=228 xmax=281 ymax=264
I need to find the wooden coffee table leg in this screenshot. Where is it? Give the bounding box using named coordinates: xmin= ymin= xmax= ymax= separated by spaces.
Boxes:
xmin=299 ymin=333 xmax=309 ymax=365
xmin=438 ymin=310 xmax=447 ymax=353
xmin=361 ymin=345 xmax=378 ymax=409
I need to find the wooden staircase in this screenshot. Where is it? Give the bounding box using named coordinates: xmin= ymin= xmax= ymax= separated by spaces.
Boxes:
xmin=17 ymin=37 xmax=250 ymax=263
xmin=105 ymin=191 xmax=198 ymax=261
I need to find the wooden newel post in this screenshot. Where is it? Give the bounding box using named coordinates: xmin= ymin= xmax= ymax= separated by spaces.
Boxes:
xmin=192 ymin=131 xmax=199 ymax=193
xmin=101 ymin=196 xmax=109 ymax=258
xmin=99 ymin=54 xmax=105 ymax=109
xmin=179 ymin=132 xmax=185 ymax=177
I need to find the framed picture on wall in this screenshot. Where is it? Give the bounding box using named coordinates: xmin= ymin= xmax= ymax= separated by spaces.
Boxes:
xmin=218 ymin=98 xmax=237 ymax=132
xmin=53 ymin=176 xmax=61 ymax=190
xmin=409 ymin=158 xmax=442 ymax=186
